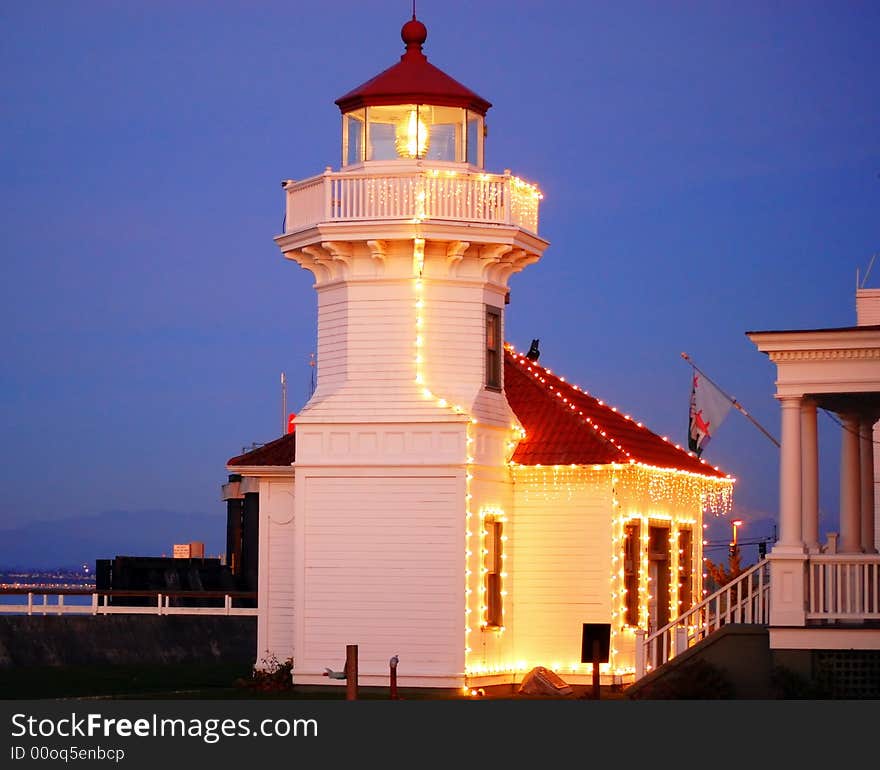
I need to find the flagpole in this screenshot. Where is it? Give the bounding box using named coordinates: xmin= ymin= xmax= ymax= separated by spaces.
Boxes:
xmin=681 ymin=352 xmax=780 ymax=448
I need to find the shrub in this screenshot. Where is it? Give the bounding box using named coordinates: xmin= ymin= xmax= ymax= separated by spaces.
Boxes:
xmin=235 ymin=652 xmax=294 ymax=693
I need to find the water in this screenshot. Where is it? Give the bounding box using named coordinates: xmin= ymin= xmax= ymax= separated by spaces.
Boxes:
xmin=0 ymin=573 xmax=96 ymax=612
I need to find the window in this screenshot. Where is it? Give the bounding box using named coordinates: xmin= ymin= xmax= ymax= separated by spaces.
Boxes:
xmin=485 ymin=306 xmax=502 ymax=389
xmin=624 ymin=522 xmax=640 ymax=627
xmin=465 ymin=111 xmax=483 ymax=167
xmin=649 ymin=525 xmax=671 ymax=631
xmin=483 ymin=516 xmax=503 ymax=628
xmin=678 ymin=528 xmax=693 ymax=611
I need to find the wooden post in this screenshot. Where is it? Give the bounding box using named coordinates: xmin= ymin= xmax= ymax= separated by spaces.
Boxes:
xmin=389 ymin=655 xmax=399 ymax=700
xmin=592 ymin=639 xmax=601 ymax=700
xmin=345 ymin=644 xmax=358 ymax=701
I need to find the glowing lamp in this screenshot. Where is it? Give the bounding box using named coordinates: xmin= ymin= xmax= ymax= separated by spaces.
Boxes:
xmin=395 ymin=109 xmax=429 ymax=158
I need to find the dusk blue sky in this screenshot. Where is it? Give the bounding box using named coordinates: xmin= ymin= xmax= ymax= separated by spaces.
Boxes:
xmin=1 ymin=1 xmax=877 ymax=564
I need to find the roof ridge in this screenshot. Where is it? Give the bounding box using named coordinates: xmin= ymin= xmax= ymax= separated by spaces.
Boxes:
xmin=505 ymin=349 xmax=630 ymax=463
xmin=504 ymin=346 xmax=729 ymax=478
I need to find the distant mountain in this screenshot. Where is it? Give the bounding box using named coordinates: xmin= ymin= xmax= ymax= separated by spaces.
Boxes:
xmin=0 ymin=510 xmax=227 ymax=570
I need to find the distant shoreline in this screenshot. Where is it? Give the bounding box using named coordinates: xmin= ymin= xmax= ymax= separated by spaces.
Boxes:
xmin=0 ymin=570 xmax=96 ymax=602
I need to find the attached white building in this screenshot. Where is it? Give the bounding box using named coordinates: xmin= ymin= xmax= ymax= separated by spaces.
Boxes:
xmin=223 ymin=14 xmax=734 ymax=691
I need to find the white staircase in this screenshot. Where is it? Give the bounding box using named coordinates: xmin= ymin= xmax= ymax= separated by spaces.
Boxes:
xmin=635 ymin=559 xmax=771 ymax=679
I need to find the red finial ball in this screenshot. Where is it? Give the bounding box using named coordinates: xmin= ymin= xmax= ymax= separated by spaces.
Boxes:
xmin=401 ymin=17 xmax=427 ymax=48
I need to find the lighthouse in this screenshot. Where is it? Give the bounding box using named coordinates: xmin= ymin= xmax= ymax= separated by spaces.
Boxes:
xmin=229 ymin=12 xmax=732 ymax=693
xmin=271 ymin=14 xmax=548 ymax=688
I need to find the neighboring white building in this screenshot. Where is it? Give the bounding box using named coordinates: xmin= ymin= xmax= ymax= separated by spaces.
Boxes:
xmin=223 ymin=14 xmax=734 ymax=691
xmin=746 ymin=288 xmax=880 ymax=662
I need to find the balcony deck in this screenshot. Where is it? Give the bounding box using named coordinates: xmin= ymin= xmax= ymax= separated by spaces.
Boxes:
xmin=282 ymin=162 xmax=542 ymax=236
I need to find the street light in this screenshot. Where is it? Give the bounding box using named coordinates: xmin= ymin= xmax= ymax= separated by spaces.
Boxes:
xmin=729 ymin=519 xmax=744 ymax=563
xmin=730 ymin=519 xmax=744 ymax=547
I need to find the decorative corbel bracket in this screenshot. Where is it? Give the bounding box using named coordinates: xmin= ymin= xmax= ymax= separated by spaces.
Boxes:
xmin=445 ymin=240 xmax=470 ymax=278
xmin=366 ymin=239 xmax=388 ymax=277
xmin=478 ymin=243 xmax=513 ymax=282
xmin=493 ymin=248 xmax=539 ymax=284
xmin=290 ymin=241 xmax=353 ymax=283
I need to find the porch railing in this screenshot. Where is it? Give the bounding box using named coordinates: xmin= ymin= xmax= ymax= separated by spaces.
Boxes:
xmin=807 ymin=554 xmax=880 ymax=621
xmin=0 ymin=588 xmax=258 ymax=617
xmin=283 ymin=165 xmax=541 ymax=235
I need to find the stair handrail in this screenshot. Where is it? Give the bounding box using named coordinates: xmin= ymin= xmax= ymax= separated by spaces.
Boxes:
xmin=636 ymin=557 xmax=770 ymax=679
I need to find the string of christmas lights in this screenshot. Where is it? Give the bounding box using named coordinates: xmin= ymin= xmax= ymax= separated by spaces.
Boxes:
xmin=411 ymin=272 xmax=731 ymax=685
xmin=316 ymin=166 xmax=542 ymax=231
xmin=503 ymin=338 xmax=733 ymax=677
xmin=410 ymin=238 xmax=523 ymax=679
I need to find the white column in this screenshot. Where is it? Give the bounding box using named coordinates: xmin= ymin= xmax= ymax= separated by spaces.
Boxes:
xmin=875 ymin=421 xmax=880 ymax=552
xmin=769 ymin=395 xmax=807 ymax=627
xmin=860 ymin=415 xmax=877 ymax=553
xmin=777 ymin=395 xmax=803 ymax=551
xmin=840 ymin=413 xmax=862 ymax=553
xmin=801 ymin=399 xmax=820 ymax=552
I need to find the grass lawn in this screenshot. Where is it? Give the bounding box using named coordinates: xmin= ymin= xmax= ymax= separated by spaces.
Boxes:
xmin=0 ymin=662 xmax=253 ymax=700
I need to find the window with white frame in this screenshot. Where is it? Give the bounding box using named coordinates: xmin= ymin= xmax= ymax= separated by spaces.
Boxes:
xmin=483 ymin=515 xmax=504 ymax=628
xmin=485 ymin=306 xmax=502 ymax=390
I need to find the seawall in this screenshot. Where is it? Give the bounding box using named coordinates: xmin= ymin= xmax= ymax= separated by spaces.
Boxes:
xmin=0 ymin=615 xmax=256 ymax=667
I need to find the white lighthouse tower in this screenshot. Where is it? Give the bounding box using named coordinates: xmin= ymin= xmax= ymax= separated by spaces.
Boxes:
xmin=271 ymin=14 xmax=548 ymax=689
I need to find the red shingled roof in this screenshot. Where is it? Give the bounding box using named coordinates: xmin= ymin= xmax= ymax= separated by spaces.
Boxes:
xmin=504 ymin=349 xmax=729 ymax=479
xmin=225 ymin=352 xmax=729 ymax=479
xmin=335 ymin=17 xmax=491 ymax=115
xmin=227 ymin=431 xmax=296 ymax=467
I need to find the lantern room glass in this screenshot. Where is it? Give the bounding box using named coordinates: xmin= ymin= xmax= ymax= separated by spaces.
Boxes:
xmin=342 ymin=105 xmax=484 ymax=167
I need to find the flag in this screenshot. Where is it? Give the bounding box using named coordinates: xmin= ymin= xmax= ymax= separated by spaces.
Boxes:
xmin=688 ymin=370 xmax=733 ymax=456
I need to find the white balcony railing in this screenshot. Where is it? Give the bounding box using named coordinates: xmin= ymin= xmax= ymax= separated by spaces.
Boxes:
xmin=807 ymin=554 xmax=880 ymax=621
xmin=283 ymin=165 xmax=542 ymax=235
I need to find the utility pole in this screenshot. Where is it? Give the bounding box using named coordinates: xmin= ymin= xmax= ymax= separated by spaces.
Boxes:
xmin=281 ymin=371 xmax=287 ymax=436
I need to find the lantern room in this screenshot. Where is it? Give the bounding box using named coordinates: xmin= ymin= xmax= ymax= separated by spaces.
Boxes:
xmin=335 ymin=15 xmax=491 ymax=167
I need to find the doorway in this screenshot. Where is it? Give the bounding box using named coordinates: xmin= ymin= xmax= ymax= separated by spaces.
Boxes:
xmin=648 ymin=525 xmax=670 ymax=633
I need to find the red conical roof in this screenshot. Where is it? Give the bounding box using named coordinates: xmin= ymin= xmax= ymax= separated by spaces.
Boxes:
xmin=335 ymin=16 xmax=492 ymax=115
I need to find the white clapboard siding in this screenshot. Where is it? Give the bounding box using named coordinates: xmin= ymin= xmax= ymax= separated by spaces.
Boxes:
xmin=304 ymin=280 xmax=458 ymax=421
xmin=302 ymin=250 xmax=515 ymax=425
xmin=257 ymin=478 xmax=295 ymax=667
xmin=510 ymin=474 xmax=613 ymax=667
xmin=466 ymin=472 xmax=516 ymax=673
xmin=421 ymin=286 xmax=514 ymax=426
xmin=266 ymin=520 xmax=295 ymax=661
xmin=856 ymin=289 xmax=880 ymax=325
xmin=422 ymin=289 xmax=483 ymax=396
xmin=471 ymin=388 xmax=517 ymax=427
xmin=300 ymin=475 xmax=463 ymax=677
xmin=315 ymin=286 xmax=348 ymax=390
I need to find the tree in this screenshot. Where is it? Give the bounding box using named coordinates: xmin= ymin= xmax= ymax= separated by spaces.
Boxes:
xmin=704 ymin=545 xmax=748 ymax=591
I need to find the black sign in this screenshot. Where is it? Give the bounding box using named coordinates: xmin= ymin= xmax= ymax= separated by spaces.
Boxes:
xmin=580 ymin=623 xmax=611 ymax=663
